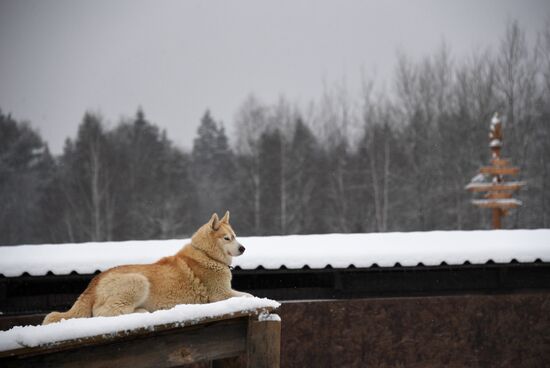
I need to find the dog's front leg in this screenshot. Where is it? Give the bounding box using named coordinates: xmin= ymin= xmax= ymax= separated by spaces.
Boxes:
xmin=209 ymin=289 xmax=252 ymax=302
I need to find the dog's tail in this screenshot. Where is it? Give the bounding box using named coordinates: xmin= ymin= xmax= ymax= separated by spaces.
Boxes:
xmin=42 ymin=281 xmax=96 ymax=325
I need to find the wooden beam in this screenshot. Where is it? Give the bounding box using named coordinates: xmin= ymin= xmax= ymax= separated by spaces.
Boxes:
xmin=484 ymin=192 xmax=513 ymax=199
xmin=471 ymin=199 xmax=522 ymax=209
xmin=465 ymin=181 xmax=526 ymax=192
xmin=212 ymin=356 xmax=245 ymax=367
xmin=490 ymin=158 xmax=511 ymax=167
xmin=479 ymin=166 xmax=520 ymax=175
xmin=247 ymin=314 xmax=281 ymax=368
xmin=0 ymin=314 xmax=45 ymax=331
xmin=1 ymin=318 xmax=248 ymax=368
xmin=0 ymin=307 xmax=274 ymax=359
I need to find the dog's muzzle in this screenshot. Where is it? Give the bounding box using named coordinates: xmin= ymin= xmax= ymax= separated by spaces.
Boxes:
xmin=238 ymin=244 xmax=246 ymax=254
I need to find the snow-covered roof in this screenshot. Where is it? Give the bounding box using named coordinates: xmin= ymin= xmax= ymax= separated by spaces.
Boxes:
xmin=0 ymin=297 xmax=280 ymax=352
xmin=0 ymin=230 xmax=549 ymax=277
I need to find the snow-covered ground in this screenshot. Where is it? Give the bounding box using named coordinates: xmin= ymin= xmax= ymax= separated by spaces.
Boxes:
xmin=0 ymin=230 xmax=549 ymax=277
xmin=0 ymin=297 xmax=280 ymax=352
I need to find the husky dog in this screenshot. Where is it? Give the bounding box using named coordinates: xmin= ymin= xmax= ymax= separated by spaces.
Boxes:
xmin=43 ymin=211 xmax=250 ymax=324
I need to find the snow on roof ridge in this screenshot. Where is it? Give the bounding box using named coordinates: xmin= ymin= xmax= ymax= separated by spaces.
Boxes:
xmin=0 ymin=297 xmax=280 ymax=352
xmin=0 ymin=230 xmax=549 ymax=277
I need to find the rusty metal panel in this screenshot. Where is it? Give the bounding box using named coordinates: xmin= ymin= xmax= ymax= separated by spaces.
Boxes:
xmin=1 ymin=292 xmax=549 ymax=367
xmin=278 ymin=293 xmax=550 ymax=367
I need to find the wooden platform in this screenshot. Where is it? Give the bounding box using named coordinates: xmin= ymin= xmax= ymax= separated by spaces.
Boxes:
xmin=0 ymin=307 xmax=280 ymax=368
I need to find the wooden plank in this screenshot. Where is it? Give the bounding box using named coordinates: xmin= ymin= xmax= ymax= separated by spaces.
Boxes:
xmin=490 ymin=158 xmax=511 ymax=167
xmin=479 ymin=166 xmax=519 ymax=175
xmin=471 ymin=199 xmax=522 ymax=209
xmin=0 ymin=314 xmax=45 ymax=331
xmin=492 ymin=208 xmax=502 ymax=229
xmin=0 ymin=307 xmax=274 ymax=359
xmin=0 ymin=317 xmax=248 ymax=368
xmin=484 ymin=192 xmax=513 ymax=199
xmin=212 ymin=356 xmax=245 ymax=368
xmin=278 ymin=293 xmax=550 ymax=367
xmin=465 ymin=181 xmax=526 ymax=192
xmin=246 ymin=314 xmax=281 ymax=368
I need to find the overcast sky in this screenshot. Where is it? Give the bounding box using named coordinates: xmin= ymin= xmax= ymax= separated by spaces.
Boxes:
xmin=1 ymin=0 xmax=548 ymax=154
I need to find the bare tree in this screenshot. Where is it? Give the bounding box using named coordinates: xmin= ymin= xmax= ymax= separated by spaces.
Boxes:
xmin=61 ymin=112 xmax=112 ymax=242
xmin=495 ymin=20 xmax=541 ymax=227
xmin=234 ymin=95 xmax=269 ymax=234
xmin=361 ymin=88 xmax=393 ymax=232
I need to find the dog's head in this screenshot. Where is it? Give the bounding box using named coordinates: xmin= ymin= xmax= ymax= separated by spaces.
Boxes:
xmin=193 ymin=211 xmax=245 ymax=265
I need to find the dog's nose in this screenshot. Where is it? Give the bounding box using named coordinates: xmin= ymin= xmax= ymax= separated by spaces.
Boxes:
xmin=238 ymin=245 xmax=246 ymax=254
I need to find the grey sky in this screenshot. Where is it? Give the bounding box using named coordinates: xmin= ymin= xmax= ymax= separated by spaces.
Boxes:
xmin=0 ymin=0 xmax=548 ymax=154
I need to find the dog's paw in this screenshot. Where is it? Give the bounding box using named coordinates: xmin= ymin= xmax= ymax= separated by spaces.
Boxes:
xmin=233 ymin=291 xmax=253 ymax=298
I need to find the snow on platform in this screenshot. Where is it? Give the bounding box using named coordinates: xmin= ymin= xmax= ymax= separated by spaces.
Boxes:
xmin=0 ymin=230 xmax=549 ymax=277
xmin=0 ymin=297 xmax=280 ymax=352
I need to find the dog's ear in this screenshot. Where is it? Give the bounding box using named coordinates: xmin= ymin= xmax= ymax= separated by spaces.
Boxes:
xmin=221 ymin=211 xmax=230 ymax=223
xmin=209 ymin=213 xmax=220 ymax=231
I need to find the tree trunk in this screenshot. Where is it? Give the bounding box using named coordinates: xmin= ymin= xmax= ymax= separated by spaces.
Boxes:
xmin=90 ymin=143 xmax=102 ymax=242
xmin=381 ymin=138 xmax=390 ymax=232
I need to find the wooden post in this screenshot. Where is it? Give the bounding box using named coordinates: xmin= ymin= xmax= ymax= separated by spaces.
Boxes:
xmin=490 ymin=113 xmax=503 ymax=229
xmin=246 ymin=314 xmax=281 ymax=368
xmin=492 ymin=208 xmax=502 ymax=229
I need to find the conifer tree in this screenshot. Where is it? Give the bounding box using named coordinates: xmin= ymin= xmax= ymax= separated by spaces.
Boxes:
xmin=0 ymin=111 xmax=53 ymax=245
xmin=60 ymin=112 xmax=112 ymax=242
xmin=258 ymin=128 xmax=283 ymax=235
xmin=286 ymin=118 xmax=325 ymax=233
xmin=192 ymin=111 xmax=235 ymax=226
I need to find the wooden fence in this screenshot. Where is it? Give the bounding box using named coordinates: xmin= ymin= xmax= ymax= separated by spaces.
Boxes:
xmin=0 ymin=307 xmax=280 ymax=368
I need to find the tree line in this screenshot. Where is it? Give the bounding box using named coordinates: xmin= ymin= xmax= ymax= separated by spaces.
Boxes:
xmin=1 ymin=21 xmax=549 ymax=245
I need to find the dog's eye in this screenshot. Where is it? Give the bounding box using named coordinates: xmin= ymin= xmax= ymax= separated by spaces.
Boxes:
xmin=224 ymin=236 xmax=231 ymax=241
